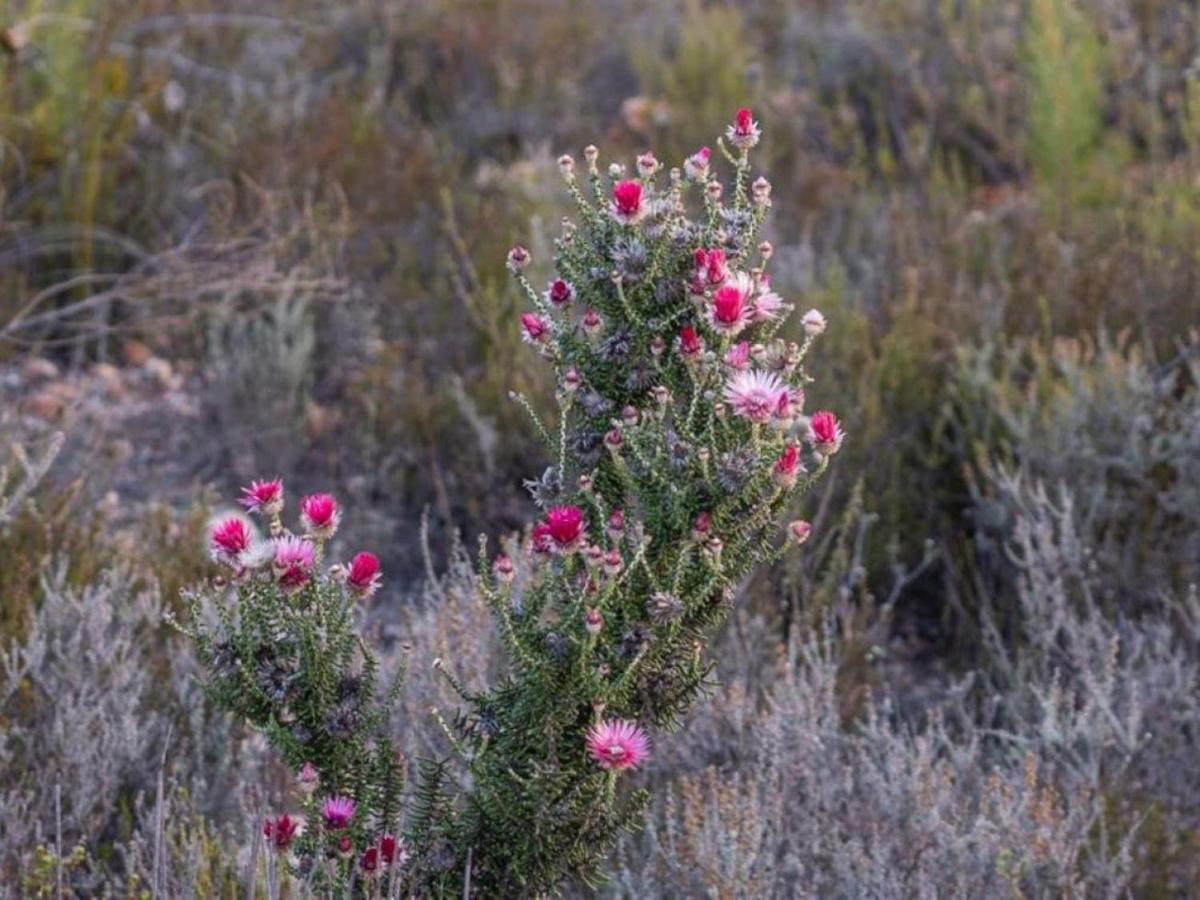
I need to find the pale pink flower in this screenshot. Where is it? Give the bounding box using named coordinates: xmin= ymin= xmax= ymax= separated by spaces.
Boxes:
xmin=494 ymin=553 xmax=515 ymax=583
xmin=346 ymin=551 xmax=382 ymax=598
xmin=724 ymin=341 xmax=751 ymax=370
xmin=636 ymin=152 xmax=659 ymax=177
xmin=298 ymin=762 xmax=319 ymax=795
xmin=557 ymin=154 xmax=575 ymax=179
xmin=239 ymin=478 xmax=284 ymax=515
xmin=585 ymin=607 xmax=603 ymax=635
xmin=788 ymin=520 xmax=813 ymax=545
xmin=802 ymin=308 xmax=827 ymax=337
xmin=727 ymin=107 xmax=761 ymax=149
xmin=749 ymin=287 xmax=785 ymax=322
xmin=273 ymin=535 xmax=315 ymax=592
xmin=506 ymin=244 xmax=531 ymax=272
xmin=322 ymin=795 xmax=356 ymax=830
xmin=723 ymin=369 xmax=788 ymax=424
xmin=300 ymin=493 xmax=340 ymax=540
xmin=683 ymin=146 xmax=711 ymax=182
xmin=586 ymin=719 xmax=650 ymax=771
xmin=809 ymin=410 xmax=845 ymax=456
xmin=211 ymin=516 xmax=252 ymax=565
xmin=610 ymin=180 xmax=645 ymax=224
xmin=581 ymin=307 xmax=604 ymax=337
xmin=752 ymin=176 xmax=772 ymax=205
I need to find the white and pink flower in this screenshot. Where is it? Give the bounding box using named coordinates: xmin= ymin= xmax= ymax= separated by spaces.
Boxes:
xmin=544 ymin=278 xmax=575 ymax=307
xmin=273 ymin=535 xmax=315 ymax=592
xmin=683 ymin=146 xmax=711 ymax=182
xmin=300 ymin=492 xmax=340 ymax=540
xmin=708 ymin=283 xmax=752 ymax=336
xmin=239 ymin=478 xmax=284 ymax=515
xmin=585 ymin=719 xmax=650 ymax=771
xmin=542 ymin=505 xmax=586 ymax=553
xmin=346 ymin=551 xmax=382 ymax=598
xmin=723 ymin=369 xmax=789 ymax=424
xmin=727 ymin=106 xmax=761 ymax=149
xmin=809 ymin=410 xmax=845 ymax=456
xmin=521 ymin=312 xmax=552 ymax=345
xmin=211 ymin=516 xmax=253 ymax=566
xmin=610 ymin=180 xmax=645 ymax=225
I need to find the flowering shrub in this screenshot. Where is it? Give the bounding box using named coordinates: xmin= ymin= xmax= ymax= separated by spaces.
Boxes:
xmin=181 ymin=108 xmax=840 ymax=895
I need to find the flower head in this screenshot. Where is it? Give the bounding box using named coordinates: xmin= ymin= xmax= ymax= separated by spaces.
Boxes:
xmin=724 ymin=369 xmax=788 ymax=424
xmin=678 ymin=324 xmax=705 ymax=362
xmin=262 ymin=813 xmax=300 ymax=852
xmin=581 ymin=307 xmax=603 ymax=337
xmin=298 ymin=762 xmax=319 ymax=795
xmin=724 ymin=341 xmax=750 ymax=370
xmin=749 ymin=287 xmax=785 ymax=323
xmin=788 ymin=519 xmax=813 ymax=546
xmin=544 ymin=278 xmax=575 ymax=307
xmin=322 ymin=795 xmax=356 ymax=830
xmin=494 ymin=552 xmax=515 ymax=583
xmin=240 ymin=478 xmax=284 ymax=515
xmin=801 ymin=308 xmax=827 ymax=337
xmin=709 ymin=284 xmax=752 ymax=336
xmin=809 ymin=410 xmax=845 ymax=456
xmin=773 ymin=443 xmax=802 ymax=488
xmin=727 ymin=106 xmax=761 ymax=149
xmin=379 ymin=834 xmax=409 ymax=867
xmin=521 ymin=312 xmax=552 ymax=345
xmin=557 ymin=154 xmax=575 ymax=179
xmin=211 ymin=516 xmax=253 ymax=565
xmin=636 ymin=152 xmax=659 ymax=178
xmin=346 ymin=551 xmax=382 ymax=598
xmin=506 ymin=244 xmax=531 ymax=272
xmin=300 ymin=493 xmax=340 ymax=540
xmin=683 ymin=146 xmax=711 ymax=181
xmin=694 ymin=247 xmax=728 ymax=287
xmin=359 ymin=846 xmax=380 ymax=878
xmin=543 ymin=505 xmax=586 ymax=553
xmin=585 ymin=719 xmax=651 ymax=771
xmin=273 ymin=535 xmax=315 ymax=592
xmin=610 ymin=180 xmax=645 ymax=224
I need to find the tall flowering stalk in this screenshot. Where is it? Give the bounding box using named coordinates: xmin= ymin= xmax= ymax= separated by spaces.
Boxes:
xmin=179 ymin=108 xmax=841 ymax=897
xmin=427 ymin=107 xmax=841 ymax=893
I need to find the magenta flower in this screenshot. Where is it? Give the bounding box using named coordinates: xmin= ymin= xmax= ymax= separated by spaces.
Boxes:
xmin=211 ymin=516 xmax=252 ymax=565
xmin=677 ymin=325 xmax=704 ymax=362
xmin=506 ymin=244 xmax=530 ymax=272
xmin=723 ymin=369 xmax=788 ymax=424
xmin=694 ymin=247 xmax=727 ymax=287
xmin=346 ymin=551 xmax=382 ymax=598
xmin=708 ymin=284 xmax=751 ymax=336
xmin=521 ymin=312 xmax=551 ymax=345
xmin=544 ymin=278 xmax=575 ymax=307
xmin=273 ymin=535 xmax=315 ymax=592
xmin=359 ymin=846 xmax=380 ymax=878
xmin=262 ymin=812 xmax=301 ymax=852
xmin=239 ymin=478 xmax=284 ymax=515
xmin=727 ymin=106 xmax=761 ymax=149
xmin=322 ymin=795 xmax=356 ymax=830
xmin=809 ymin=410 xmax=845 ymax=456
xmin=543 ymin=505 xmax=585 ymax=553
xmin=300 ymin=492 xmax=340 ymax=540
xmin=581 ymin=307 xmax=603 ymax=337
xmin=774 ymin=444 xmax=802 ymax=488
xmin=379 ymin=833 xmax=410 ymax=867
xmin=585 ymin=719 xmax=651 ymax=771
xmin=610 ymin=180 xmax=644 ymax=224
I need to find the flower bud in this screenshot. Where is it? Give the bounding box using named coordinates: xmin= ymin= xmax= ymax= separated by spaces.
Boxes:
xmin=298 ymin=761 xmax=319 ymax=796
xmin=506 ymin=244 xmax=531 ymax=272
xmin=801 ymin=308 xmax=827 ymax=337
xmin=558 ymin=154 xmax=576 ymax=179
xmin=636 ymin=152 xmax=659 ymax=177
xmin=582 ymin=307 xmax=604 ymax=337
xmin=603 ymin=549 xmax=623 ymax=576
xmin=604 ymin=427 xmax=624 ymax=453
xmin=758 ymin=240 xmax=774 ymax=261
xmin=585 ymin=607 xmax=603 ymax=636
xmin=650 ymin=335 xmax=667 ymax=357
xmin=752 ymin=176 xmax=772 ymax=205
xmin=621 ymin=405 xmax=639 ymax=427
xmin=494 ymin=553 xmax=515 ymax=584
xmin=608 ymin=509 xmax=626 ymax=539
xmin=692 ymin=511 xmax=712 ymax=541
xmin=706 ymin=180 xmax=724 ymax=202
xmin=788 ymin=520 xmax=813 ymax=546
xmin=563 ymin=368 xmax=581 ymax=393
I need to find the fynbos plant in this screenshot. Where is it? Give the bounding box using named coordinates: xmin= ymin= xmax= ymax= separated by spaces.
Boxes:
xmin=181 ymin=108 xmax=842 ymax=897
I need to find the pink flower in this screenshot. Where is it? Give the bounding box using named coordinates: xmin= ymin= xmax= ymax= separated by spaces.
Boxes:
xmin=607 ymin=508 xmax=625 ymax=538
xmin=379 ymin=834 xmax=409 ymax=867
xmin=694 ymin=247 xmax=728 ymax=287
xmin=531 ymin=522 xmax=554 ymax=555
xmin=683 ymin=146 xmax=711 ymax=181
xmin=300 ymin=493 xmax=340 ymax=540
xmin=359 ymin=846 xmax=380 ymax=878
xmin=521 ymin=312 xmax=551 ymax=345
xmin=543 ymin=505 xmax=585 ymax=553
xmin=211 ymin=516 xmax=252 ymax=565
xmin=336 ymin=835 xmax=354 ymax=859
xmin=581 ymin=307 xmax=603 ymax=337
xmin=752 ymin=176 xmax=771 ymax=205
xmin=636 ymin=152 xmax=659 ymax=177
xmin=557 ymin=154 xmax=575 ymax=178
xmin=494 ymin=553 xmax=515 ymax=583
xmin=298 ymin=762 xmax=319 ymax=795
xmin=678 ymin=324 xmax=705 ymax=362
xmin=724 ymin=341 xmax=750 ymax=370
xmin=262 ymin=813 xmax=300 ymax=852
xmin=610 ymin=180 xmax=645 ymax=224
xmin=506 ymin=244 xmax=531 ymax=272
xmin=692 ymin=511 xmax=712 ymax=540
xmin=809 ymin=410 xmax=845 ymax=456
xmin=273 ymin=535 xmax=315 ymax=592
xmin=585 ymin=719 xmax=651 ymax=771
xmin=774 ymin=444 xmax=802 ymax=488
xmin=709 ymin=284 xmax=751 ymax=336
xmin=788 ymin=520 xmax=813 ymax=545
xmin=585 ymin=607 xmax=603 ymax=635
xmin=240 ymin=478 xmax=284 ymax=515
xmin=723 ymin=369 xmax=788 ymax=424
xmin=749 ymin=287 xmax=785 ymax=322
xmin=322 ymin=795 xmax=356 ymax=830
xmin=346 ymin=551 xmax=382 ymax=598
xmin=727 ymin=106 xmax=761 ymax=149
xmin=544 ymin=278 xmax=575 ymax=307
